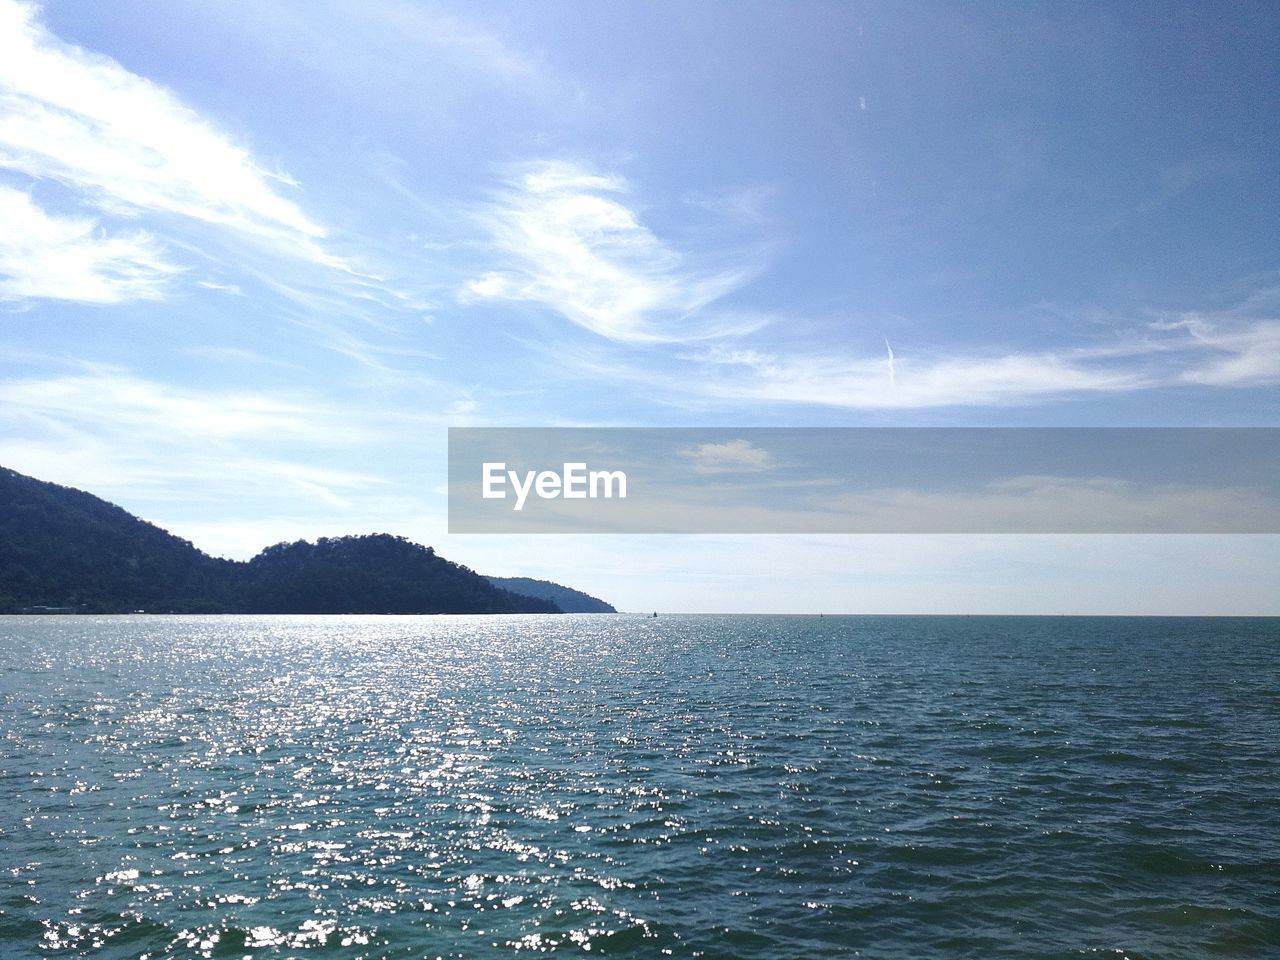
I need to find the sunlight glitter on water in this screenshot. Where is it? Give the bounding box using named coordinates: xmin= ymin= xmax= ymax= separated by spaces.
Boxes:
xmin=2 ymin=614 xmax=1278 ymax=958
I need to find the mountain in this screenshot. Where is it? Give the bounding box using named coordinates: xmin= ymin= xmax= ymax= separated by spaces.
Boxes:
xmin=0 ymin=466 xmax=235 ymax=612
xmin=0 ymin=466 xmax=578 ymax=614
xmin=242 ymin=536 xmax=556 ymax=614
xmin=486 ymin=576 xmax=617 ymax=613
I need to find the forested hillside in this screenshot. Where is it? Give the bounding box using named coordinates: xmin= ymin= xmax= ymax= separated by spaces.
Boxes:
xmin=0 ymin=467 xmax=578 ymax=615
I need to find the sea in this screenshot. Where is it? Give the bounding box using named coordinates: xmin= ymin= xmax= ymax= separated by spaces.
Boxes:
xmin=1 ymin=614 xmax=1277 ymax=959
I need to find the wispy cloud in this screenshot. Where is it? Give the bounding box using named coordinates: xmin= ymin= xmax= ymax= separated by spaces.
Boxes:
xmin=0 ymin=185 xmax=179 ymax=302
xmin=223 ymin=0 xmax=561 ymax=103
xmin=0 ymin=0 xmax=344 ymax=282
xmin=334 ymin=0 xmax=550 ymax=88
xmin=690 ymin=345 xmax=1150 ymax=409
xmin=0 ymin=427 xmax=379 ymax=509
xmin=0 ymin=369 xmax=345 ymax=441
xmin=679 ymin=439 xmax=776 ymax=474
xmin=0 ymin=365 xmax=475 ymax=556
xmin=1161 ymin=315 xmax=1280 ymax=387
xmin=0 ymin=368 xmax=385 ymax=506
xmin=195 ymin=279 xmax=244 ymax=296
xmin=464 ymin=161 xmax=763 ymax=343
xmin=553 ymin=304 xmax=1280 ymax=411
xmin=461 ymin=160 xmax=1278 ymax=407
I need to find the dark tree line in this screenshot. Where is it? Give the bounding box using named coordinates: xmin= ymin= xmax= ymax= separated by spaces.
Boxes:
xmin=0 ymin=467 xmax=558 ymax=615
xmin=238 ymin=535 xmax=556 ymax=614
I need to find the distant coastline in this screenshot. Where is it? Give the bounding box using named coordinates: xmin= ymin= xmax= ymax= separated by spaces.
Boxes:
xmin=0 ymin=466 xmax=614 ymax=616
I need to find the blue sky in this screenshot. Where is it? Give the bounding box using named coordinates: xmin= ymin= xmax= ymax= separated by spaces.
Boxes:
xmin=1 ymin=0 xmax=1277 ymax=612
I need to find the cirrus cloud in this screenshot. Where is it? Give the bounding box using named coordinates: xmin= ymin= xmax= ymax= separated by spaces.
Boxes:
xmin=679 ymin=438 xmax=776 ymax=474
xmin=0 ymin=185 xmax=179 ymax=302
xmin=0 ymin=0 xmax=351 ymax=306
xmin=463 ymin=161 xmax=764 ymax=344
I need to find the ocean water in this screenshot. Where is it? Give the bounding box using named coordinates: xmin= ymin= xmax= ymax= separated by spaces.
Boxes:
xmin=1 ymin=615 xmax=1277 ymax=959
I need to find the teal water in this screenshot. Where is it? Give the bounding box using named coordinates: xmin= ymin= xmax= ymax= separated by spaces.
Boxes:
xmin=1 ymin=614 xmax=1277 ymax=959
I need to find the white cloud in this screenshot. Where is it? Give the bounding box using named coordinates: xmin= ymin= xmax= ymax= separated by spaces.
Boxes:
xmin=1163 ymin=316 xmax=1280 ymax=386
xmin=0 ymin=370 xmax=342 ymax=441
xmin=0 ymin=0 xmax=341 ymax=269
xmin=679 ymin=438 xmax=775 ymax=474
xmin=552 ymin=303 xmax=1280 ymax=410
xmin=220 ymin=0 xmax=559 ymax=100
xmin=680 ymin=344 xmax=1150 ymax=409
xmin=195 ymin=279 xmax=244 ymax=296
xmin=681 ymin=310 xmax=1280 ymax=410
xmin=0 ymin=369 xmax=389 ymax=513
xmin=0 ymin=185 xmax=179 ymax=302
xmin=465 ymin=161 xmax=761 ymax=343
xmin=334 ymin=0 xmax=550 ymax=87
xmin=0 ymin=428 xmax=379 ymax=511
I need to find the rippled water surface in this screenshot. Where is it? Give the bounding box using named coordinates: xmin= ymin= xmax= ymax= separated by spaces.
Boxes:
xmin=2 ymin=614 xmax=1278 ymax=958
